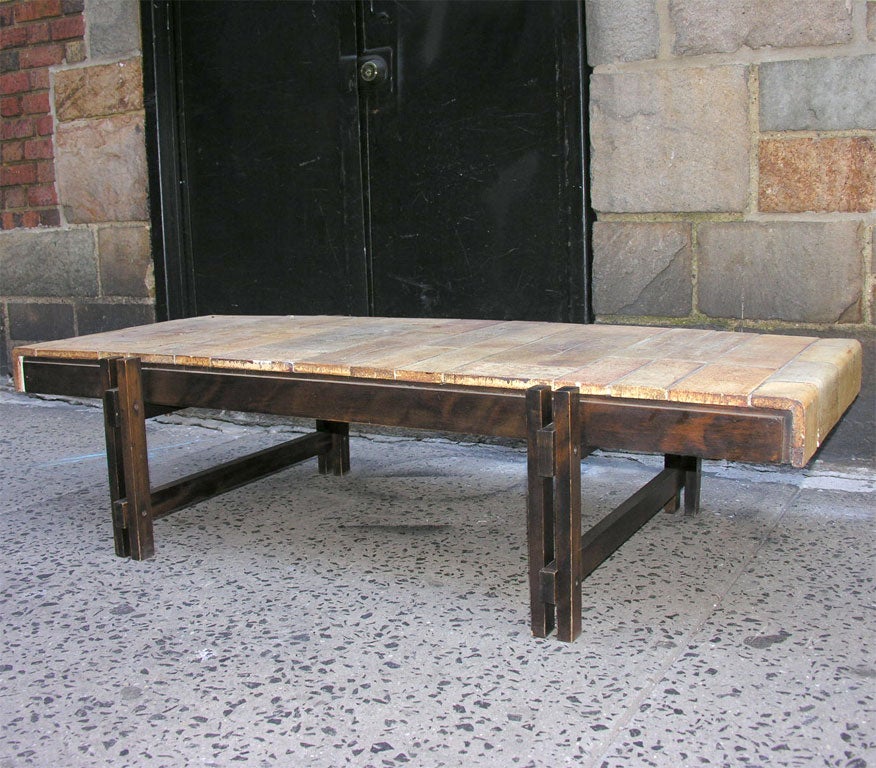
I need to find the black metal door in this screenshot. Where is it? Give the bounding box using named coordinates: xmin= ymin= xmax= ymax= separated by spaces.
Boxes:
xmin=142 ymin=1 xmax=589 ymax=322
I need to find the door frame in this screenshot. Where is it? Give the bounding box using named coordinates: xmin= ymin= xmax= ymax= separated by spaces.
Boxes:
xmin=140 ymin=0 xmax=593 ymax=323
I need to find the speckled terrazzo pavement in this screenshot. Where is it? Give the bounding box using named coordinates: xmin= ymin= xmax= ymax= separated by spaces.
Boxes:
xmin=1 ymin=391 xmax=873 ymax=768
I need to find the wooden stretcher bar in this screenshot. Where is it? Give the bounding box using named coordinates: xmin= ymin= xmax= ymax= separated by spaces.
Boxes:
xmin=13 ymin=316 xmax=862 ymax=642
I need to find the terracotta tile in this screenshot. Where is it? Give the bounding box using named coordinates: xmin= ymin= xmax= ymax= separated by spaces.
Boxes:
xmin=758 ymin=360 xmax=854 ymax=448
xmin=443 ymin=363 xmax=565 ymax=389
xmin=667 ymin=364 xmax=775 ymax=406
xmin=794 ymin=338 xmax=863 ymax=412
xmin=614 ymin=328 xmax=723 ymax=360
xmin=718 ymin=334 xmax=816 ymax=367
xmin=750 ymin=380 xmax=819 ymax=467
xmin=209 ymin=356 xmax=294 ymax=373
xmin=609 ymin=359 xmax=705 ymax=400
xmin=555 ymin=357 xmax=651 ymax=395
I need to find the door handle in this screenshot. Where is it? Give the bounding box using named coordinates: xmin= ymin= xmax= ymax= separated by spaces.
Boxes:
xmin=359 ymin=55 xmax=389 ymax=85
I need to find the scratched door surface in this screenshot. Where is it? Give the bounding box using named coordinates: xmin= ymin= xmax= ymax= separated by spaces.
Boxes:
xmin=361 ymin=1 xmax=587 ymax=322
xmin=162 ymin=1 xmax=368 ymax=317
xmin=144 ymin=0 xmax=588 ymax=322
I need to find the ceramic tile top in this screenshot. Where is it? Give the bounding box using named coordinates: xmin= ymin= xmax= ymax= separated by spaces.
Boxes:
xmin=12 ymin=315 xmax=862 ymax=466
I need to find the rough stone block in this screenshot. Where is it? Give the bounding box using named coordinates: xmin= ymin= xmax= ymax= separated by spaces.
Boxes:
xmin=759 ymin=138 xmax=876 ymax=213
xmin=98 ymin=225 xmax=154 ymax=298
xmin=0 ymin=228 xmax=98 ymax=296
xmin=85 ymin=0 xmax=141 ymax=58
xmin=54 ymin=58 xmax=143 ymax=122
xmin=55 ymin=112 xmax=148 ymax=223
xmin=760 ymin=55 xmax=876 ymax=131
xmin=869 ymin=2 xmax=876 ymax=42
xmin=671 ymin=0 xmax=852 ymax=55
xmin=592 ymin=222 xmax=692 ymax=317
xmin=590 ymin=67 xmax=749 ymax=213
xmin=76 ymin=302 xmax=154 ymax=335
xmin=8 ymin=302 xmax=75 ymax=340
xmin=698 ymin=222 xmax=862 ymax=323
xmin=584 ymin=0 xmax=659 ymax=66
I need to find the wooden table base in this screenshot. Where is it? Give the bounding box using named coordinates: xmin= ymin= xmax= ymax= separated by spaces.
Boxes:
xmin=89 ymin=356 xmax=703 ymax=643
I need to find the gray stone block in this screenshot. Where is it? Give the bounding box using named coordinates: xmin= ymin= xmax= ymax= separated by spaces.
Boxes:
xmin=86 ymin=0 xmax=141 ymax=58
xmin=8 ymin=302 xmax=75 ymax=341
xmin=592 ymin=222 xmax=692 ymax=317
xmin=698 ymin=222 xmax=862 ymax=323
xmin=671 ymin=0 xmax=852 ymax=55
xmin=590 ymin=67 xmax=749 ymax=212
xmin=869 ymin=2 xmax=876 ymax=42
xmin=760 ymin=55 xmax=876 ymax=131
xmin=76 ymin=302 xmax=154 ymax=335
xmin=0 ymin=229 xmax=98 ymax=297
xmin=98 ymin=225 xmax=154 ymax=297
xmin=585 ymin=0 xmax=659 ymax=66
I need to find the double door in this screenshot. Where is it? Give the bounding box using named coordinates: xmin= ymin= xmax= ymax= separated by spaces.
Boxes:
xmin=143 ymin=1 xmax=589 ymax=322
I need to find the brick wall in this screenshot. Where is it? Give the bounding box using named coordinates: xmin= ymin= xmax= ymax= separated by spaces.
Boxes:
xmin=587 ymin=0 xmax=876 ymax=337
xmin=0 ymin=0 xmax=83 ymax=228
xmin=0 ymin=0 xmax=152 ymax=375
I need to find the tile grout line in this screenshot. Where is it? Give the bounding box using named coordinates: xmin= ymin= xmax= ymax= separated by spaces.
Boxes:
xmin=583 ymin=486 xmax=804 ymax=768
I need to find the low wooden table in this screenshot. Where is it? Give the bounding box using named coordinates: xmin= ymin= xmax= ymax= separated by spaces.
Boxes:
xmin=13 ymin=316 xmax=862 ymax=642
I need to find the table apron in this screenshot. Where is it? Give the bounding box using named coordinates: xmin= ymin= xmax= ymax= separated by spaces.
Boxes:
xmin=21 ymin=357 xmax=791 ymax=462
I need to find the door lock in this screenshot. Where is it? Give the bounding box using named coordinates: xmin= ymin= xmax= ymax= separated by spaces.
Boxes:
xmin=359 ymin=56 xmax=388 ymax=85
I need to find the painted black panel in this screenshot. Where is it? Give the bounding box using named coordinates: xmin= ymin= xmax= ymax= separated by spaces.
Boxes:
xmin=361 ymin=1 xmax=586 ymax=321
xmin=144 ymin=1 xmax=588 ymax=323
xmin=176 ymin=1 xmax=367 ymax=316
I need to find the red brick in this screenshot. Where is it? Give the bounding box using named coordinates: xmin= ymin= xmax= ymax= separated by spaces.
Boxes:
xmin=29 ymin=67 xmax=49 ymax=89
xmin=39 ymin=207 xmax=61 ymax=226
xmin=1 ymin=117 xmax=34 ymax=140
xmin=22 ymin=91 xmax=50 ymax=114
xmin=19 ymin=43 xmax=64 ymax=69
xmin=20 ymin=210 xmax=41 ymax=227
xmin=2 ymin=212 xmax=17 ymax=229
xmin=2 ymin=186 xmax=27 ymax=208
xmin=1 ymin=25 xmax=29 ymax=47
xmin=1 ymin=162 xmax=37 ymax=186
xmin=0 ymin=5 xmax=14 ymax=26
xmin=24 ymin=136 xmax=52 ymax=159
xmin=1 ymin=141 xmax=25 ymax=163
xmin=27 ymin=22 xmax=51 ymax=44
xmin=14 ymin=1 xmax=63 ymax=23
xmin=1 ymin=96 xmax=23 ymax=117
xmin=35 ymin=114 xmax=53 ymax=135
xmin=50 ymin=14 xmax=83 ymax=40
xmin=27 ymin=183 xmax=57 ymax=206
xmin=0 ymin=71 xmax=31 ymax=95
xmin=61 ymin=0 xmax=85 ymax=14
xmin=36 ymin=160 xmax=55 ymax=182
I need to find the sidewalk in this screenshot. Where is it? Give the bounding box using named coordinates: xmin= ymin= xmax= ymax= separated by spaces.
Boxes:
xmin=1 ymin=388 xmax=873 ymax=768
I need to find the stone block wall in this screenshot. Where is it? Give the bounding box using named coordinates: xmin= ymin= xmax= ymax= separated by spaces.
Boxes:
xmin=0 ymin=0 xmax=151 ymax=375
xmin=2 ymin=0 xmax=875 ymax=383
xmin=588 ymin=0 xmax=876 ymax=336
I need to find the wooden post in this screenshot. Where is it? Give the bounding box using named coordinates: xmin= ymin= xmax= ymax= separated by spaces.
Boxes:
xmin=100 ymin=358 xmax=129 ymax=557
xmin=553 ymin=387 xmax=582 ymax=642
xmin=316 ymin=420 xmax=350 ymax=475
xmin=114 ymin=357 xmax=155 ymax=560
xmin=526 ymin=385 xmax=555 ymax=637
xmin=664 ymin=454 xmax=702 ymax=515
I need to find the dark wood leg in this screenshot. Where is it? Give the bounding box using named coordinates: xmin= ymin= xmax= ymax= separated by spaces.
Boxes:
xmin=553 ymin=387 xmax=582 ymax=642
xmin=526 ymin=385 xmax=555 ymax=638
xmin=100 ymin=358 xmax=129 ymax=557
xmin=664 ymin=454 xmax=702 ymax=515
xmin=114 ymin=357 xmax=155 ymax=560
xmin=316 ymin=420 xmax=350 ymax=475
